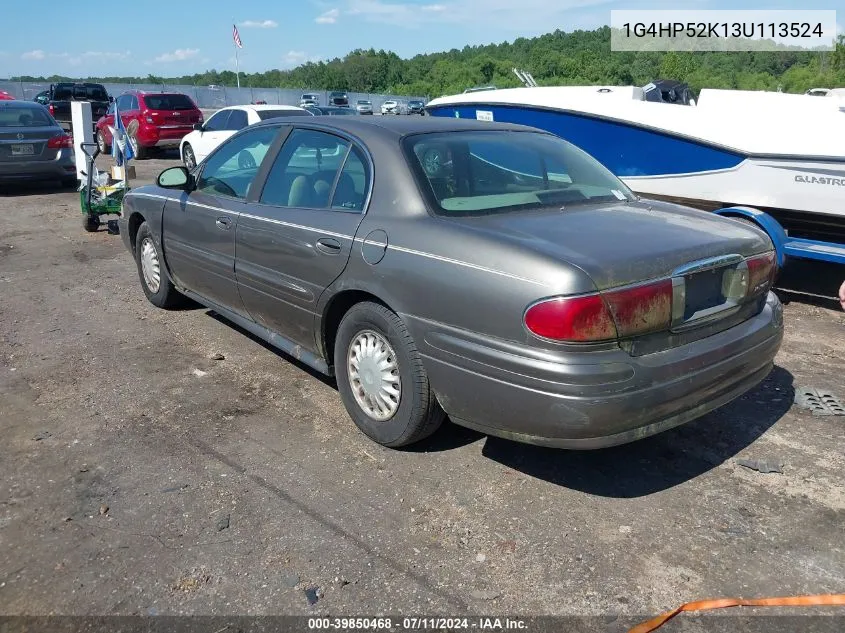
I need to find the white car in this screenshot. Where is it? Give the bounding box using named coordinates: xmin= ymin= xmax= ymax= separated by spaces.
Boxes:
xmin=380 ymin=100 xmax=407 ymax=115
xmin=179 ymin=104 xmax=312 ymax=169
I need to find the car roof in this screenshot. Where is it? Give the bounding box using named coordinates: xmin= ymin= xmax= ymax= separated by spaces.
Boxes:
xmin=219 ymin=104 xmax=308 ymax=113
xmin=0 ymin=100 xmax=47 ymax=109
xmin=251 ymin=114 xmax=540 ymax=139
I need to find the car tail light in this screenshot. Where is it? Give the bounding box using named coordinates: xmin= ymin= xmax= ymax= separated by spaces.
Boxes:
xmin=524 ymin=278 xmax=674 ymax=343
xmin=524 ymin=294 xmax=617 ymax=342
xmin=746 ymin=251 xmax=776 ymax=296
xmin=47 ymin=133 xmax=73 ymax=149
xmin=48 ymin=104 xmax=55 ymax=116
xmin=603 ymin=279 xmax=673 ymax=338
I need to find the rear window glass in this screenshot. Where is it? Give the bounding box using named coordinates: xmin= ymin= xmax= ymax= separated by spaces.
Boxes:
xmin=143 ymin=94 xmax=195 ymax=110
xmin=256 ymin=109 xmax=313 ymax=120
xmin=53 ymin=84 xmax=107 ymax=101
xmin=0 ymin=106 xmax=54 ymax=127
xmin=404 ymin=130 xmax=635 ymax=217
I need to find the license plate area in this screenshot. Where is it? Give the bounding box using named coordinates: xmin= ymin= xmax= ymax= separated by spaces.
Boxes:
xmin=671 ymin=254 xmax=745 ymax=332
xmin=11 ymin=144 xmax=35 ymax=156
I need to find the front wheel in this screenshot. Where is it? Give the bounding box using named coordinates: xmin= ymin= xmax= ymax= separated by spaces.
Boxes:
xmin=82 ymin=213 xmax=100 ymax=232
xmin=182 ymin=143 xmax=196 ymax=169
xmin=134 ymin=221 xmax=184 ymax=309
xmin=334 ymin=302 xmax=444 ymax=448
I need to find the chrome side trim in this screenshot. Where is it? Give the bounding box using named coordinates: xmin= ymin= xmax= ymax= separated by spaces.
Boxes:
xmin=386 ymin=244 xmax=549 ymax=286
xmin=238 ymin=212 xmax=353 ymax=241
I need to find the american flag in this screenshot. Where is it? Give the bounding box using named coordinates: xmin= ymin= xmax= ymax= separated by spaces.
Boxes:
xmin=233 ymin=24 xmax=243 ymax=48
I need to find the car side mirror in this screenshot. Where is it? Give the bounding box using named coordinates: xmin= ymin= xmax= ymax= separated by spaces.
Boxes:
xmin=157 ymin=166 xmax=194 ymax=191
xmin=193 ymin=122 xmax=204 ymax=132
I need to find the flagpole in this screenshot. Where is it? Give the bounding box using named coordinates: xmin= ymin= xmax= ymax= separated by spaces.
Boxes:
xmin=233 ymin=20 xmax=241 ymax=89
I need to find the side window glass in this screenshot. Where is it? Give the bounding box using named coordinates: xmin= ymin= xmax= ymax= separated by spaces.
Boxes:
xmin=195 ymin=126 xmax=279 ymax=199
xmin=115 ymin=95 xmax=129 ymax=110
xmin=227 ymin=109 xmax=248 ymax=130
xmin=330 ymin=146 xmax=369 ymax=212
xmin=259 ymin=129 xmax=350 ymax=209
xmin=131 ymin=96 xmax=139 ymax=110
xmin=204 ymin=110 xmax=230 ymax=132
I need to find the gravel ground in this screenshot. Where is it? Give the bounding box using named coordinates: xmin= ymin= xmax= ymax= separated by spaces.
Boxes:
xmin=1 ymin=151 xmax=844 ymax=625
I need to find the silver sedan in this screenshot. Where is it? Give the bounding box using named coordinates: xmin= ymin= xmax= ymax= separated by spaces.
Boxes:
xmin=118 ymin=116 xmax=783 ymax=449
xmin=0 ymin=101 xmax=76 ymax=187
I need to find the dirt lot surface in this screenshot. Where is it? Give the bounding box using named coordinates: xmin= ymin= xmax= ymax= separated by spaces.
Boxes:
xmin=1 ymin=152 xmax=844 ymax=625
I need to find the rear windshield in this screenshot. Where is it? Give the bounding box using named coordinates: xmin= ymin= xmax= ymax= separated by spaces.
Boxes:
xmin=0 ymin=106 xmax=54 ymax=127
xmin=256 ymin=109 xmax=313 ymax=120
xmin=357 ymin=100 xmax=370 ymax=105
xmin=404 ymin=130 xmax=635 ymax=217
xmin=52 ymin=84 xmax=108 ymax=101
xmin=143 ymin=94 xmax=195 ymax=110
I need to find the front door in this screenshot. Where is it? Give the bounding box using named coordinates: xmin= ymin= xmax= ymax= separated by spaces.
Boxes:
xmin=235 ymin=127 xmax=371 ymax=349
xmin=193 ymin=109 xmax=236 ymax=163
xmin=162 ymin=124 xmax=282 ymax=314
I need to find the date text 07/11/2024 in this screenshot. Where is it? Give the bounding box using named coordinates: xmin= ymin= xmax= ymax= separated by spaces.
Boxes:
xmin=307 ymin=617 xmax=528 ymax=630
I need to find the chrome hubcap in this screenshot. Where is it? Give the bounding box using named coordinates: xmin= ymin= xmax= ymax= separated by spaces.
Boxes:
xmin=347 ymin=330 xmax=401 ymax=421
xmin=140 ymin=237 xmax=161 ymax=293
xmin=184 ymin=148 xmax=195 ymax=169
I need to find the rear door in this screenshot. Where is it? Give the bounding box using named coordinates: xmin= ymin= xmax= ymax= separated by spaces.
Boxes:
xmin=235 ymin=127 xmax=371 ymax=348
xmin=162 ymin=124 xmax=282 ymax=313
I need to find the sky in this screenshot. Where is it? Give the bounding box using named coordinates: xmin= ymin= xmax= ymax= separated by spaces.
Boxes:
xmin=0 ymin=0 xmax=842 ymax=78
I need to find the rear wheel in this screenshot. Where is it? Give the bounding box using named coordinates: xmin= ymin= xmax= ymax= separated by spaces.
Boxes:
xmin=334 ymin=302 xmax=444 ymax=448
xmin=61 ymin=177 xmax=78 ymax=189
xmin=96 ymin=130 xmax=110 ymax=155
xmin=134 ymin=221 xmax=184 ymax=309
xmin=135 ymin=145 xmax=148 ymax=160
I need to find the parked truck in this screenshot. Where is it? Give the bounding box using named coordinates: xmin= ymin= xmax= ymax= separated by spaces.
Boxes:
xmin=34 ymin=82 xmax=111 ymax=130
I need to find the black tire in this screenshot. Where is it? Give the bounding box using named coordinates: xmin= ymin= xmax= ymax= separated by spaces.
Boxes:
xmin=82 ymin=213 xmax=100 ymax=232
xmin=96 ymin=130 xmax=110 ymax=155
xmin=134 ymin=221 xmax=184 ymax=309
xmin=135 ymin=145 xmax=148 ymax=160
xmin=61 ymin=177 xmax=78 ymax=189
xmin=182 ymin=143 xmax=196 ymax=169
xmin=334 ymin=302 xmax=444 ymax=448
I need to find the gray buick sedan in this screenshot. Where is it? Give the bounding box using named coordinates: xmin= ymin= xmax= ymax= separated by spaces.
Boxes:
xmin=118 ymin=116 xmax=783 ymax=449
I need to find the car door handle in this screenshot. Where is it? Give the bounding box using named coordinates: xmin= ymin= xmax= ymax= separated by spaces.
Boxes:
xmin=215 ymin=216 xmax=232 ymax=230
xmin=315 ymin=238 xmax=342 ymax=254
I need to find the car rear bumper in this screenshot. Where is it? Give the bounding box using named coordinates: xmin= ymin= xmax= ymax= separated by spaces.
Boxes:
xmin=137 ymin=126 xmax=193 ymax=148
xmin=412 ymin=292 xmax=784 ymax=449
xmin=0 ymin=152 xmax=76 ymax=181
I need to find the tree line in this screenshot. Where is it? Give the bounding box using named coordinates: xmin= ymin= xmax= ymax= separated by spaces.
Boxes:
xmin=11 ymin=26 xmax=845 ymax=98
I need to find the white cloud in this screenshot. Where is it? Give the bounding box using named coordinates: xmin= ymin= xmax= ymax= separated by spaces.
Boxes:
xmin=154 ymin=48 xmax=200 ymax=63
xmin=421 ymin=3 xmax=446 ymax=10
xmin=239 ymin=19 xmax=278 ymax=28
xmin=316 ymin=8 xmax=340 ymax=24
xmin=21 ymin=49 xmax=46 ymax=61
xmin=282 ymin=50 xmax=320 ymax=68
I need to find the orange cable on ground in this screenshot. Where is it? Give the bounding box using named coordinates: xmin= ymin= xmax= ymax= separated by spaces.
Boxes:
xmin=629 ymin=593 xmax=845 ymax=633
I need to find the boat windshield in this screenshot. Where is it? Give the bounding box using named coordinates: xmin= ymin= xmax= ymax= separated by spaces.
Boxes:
xmin=405 ymin=130 xmax=636 ymax=216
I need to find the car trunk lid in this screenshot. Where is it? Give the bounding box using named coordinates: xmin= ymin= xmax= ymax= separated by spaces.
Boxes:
xmin=0 ymin=126 xmax=64 ymax=162
xmin=141 ymin=94 xmax=201 ymax=127
xmin=455 ymin=199 xmax=774 ymax=344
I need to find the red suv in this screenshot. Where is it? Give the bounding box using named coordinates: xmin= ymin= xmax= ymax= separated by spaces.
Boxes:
xmin=95 ymin=90 xmax=202 ymax=159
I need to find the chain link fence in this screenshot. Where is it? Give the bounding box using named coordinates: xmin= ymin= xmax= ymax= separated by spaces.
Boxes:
xmin=0 ymin=81 xmax=427 ymax=112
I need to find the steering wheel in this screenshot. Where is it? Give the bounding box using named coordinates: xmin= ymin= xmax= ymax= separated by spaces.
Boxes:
xmin=238 ymin=150 xmax=257 ymax=170
xmin=422 ymin=147 xmax=445 ymax=176
xmin=202 ymin=177 xmax=237 ymax=198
